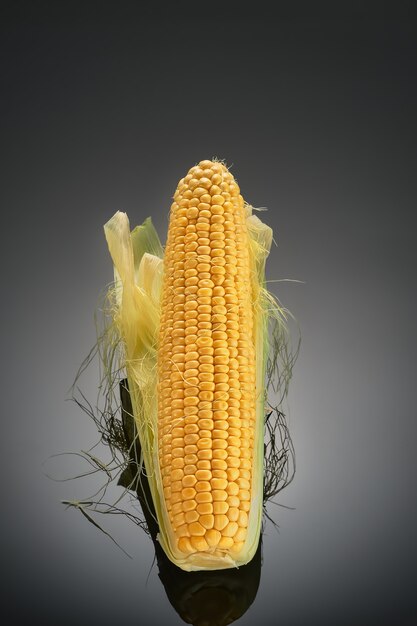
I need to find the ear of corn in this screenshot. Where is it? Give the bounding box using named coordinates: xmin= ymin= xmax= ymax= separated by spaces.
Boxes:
xmin=104 ymin=160 xmax=275 ymax=571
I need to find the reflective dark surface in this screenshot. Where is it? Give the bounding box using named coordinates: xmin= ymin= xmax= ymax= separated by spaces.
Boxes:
xmin=2 ymin=3 xmax=417 ymax=625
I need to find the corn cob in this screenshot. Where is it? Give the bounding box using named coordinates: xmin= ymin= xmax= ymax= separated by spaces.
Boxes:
xmin=158 ymin=160 xmax=256 ymax=558
xmin=104 ymin=159 xmax=273 ymax=571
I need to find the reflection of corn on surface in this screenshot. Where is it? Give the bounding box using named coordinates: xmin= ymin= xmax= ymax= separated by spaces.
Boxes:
xmin=158 ymin=160 xmax=255 ymax=557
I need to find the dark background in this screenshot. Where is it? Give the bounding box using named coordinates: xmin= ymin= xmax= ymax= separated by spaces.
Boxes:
xmin=1 ymin=2 xmax=416 ymax=625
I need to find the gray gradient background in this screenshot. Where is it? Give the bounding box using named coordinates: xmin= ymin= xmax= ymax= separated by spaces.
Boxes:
xmin=1 ymin=2 xmax=416 ymax=625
